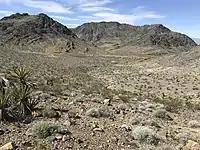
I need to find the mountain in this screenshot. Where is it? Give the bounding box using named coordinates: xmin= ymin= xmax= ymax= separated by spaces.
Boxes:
xmin=0 ymin=13 xmax=96 ymax=53
xmin=73 ymin=22 xmax=197 ymax=50
xmin=193 ymin=38 xmax=200 ymax=45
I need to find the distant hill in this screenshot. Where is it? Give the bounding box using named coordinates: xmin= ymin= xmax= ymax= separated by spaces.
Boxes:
xmin=193 ymin=38 xmax=200 ymax=45
xmin=73 ymin=22 xmax=197 ymax=50
xmin=0 ymin=13 xmax=97 ymax=53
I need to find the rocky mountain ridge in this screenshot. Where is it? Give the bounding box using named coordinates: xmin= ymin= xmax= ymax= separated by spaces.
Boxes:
xmin=73 ymin=22 xmax=197 ymax=49
xmin=0 ymin=13 xmax=96 ymax=53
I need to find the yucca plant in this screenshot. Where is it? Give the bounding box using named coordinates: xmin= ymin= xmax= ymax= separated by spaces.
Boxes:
xmin=11 ymin=84 xmax=37 ymax=116
xmin=7 ymin=67 xmax=31 ymax=85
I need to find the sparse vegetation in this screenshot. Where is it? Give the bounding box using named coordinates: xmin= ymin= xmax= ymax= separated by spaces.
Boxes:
xmin=153 ymin=96 xmax=183 ymax=112
xmin=0 ymin=14 xmax=200 ymax=149
xmin=153 ymin=109 xmax=172 ymax=120
xmin=32 ymin=121 xmax=59 ymax=138
xmin=86 ymin=107 xmax=111 ymax=118
xmin=132 ymin=126 xmax=160 ymax=145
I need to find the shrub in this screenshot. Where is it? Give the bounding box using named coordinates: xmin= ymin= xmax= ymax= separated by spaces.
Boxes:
xmin=153 ymin=109 xmax=172 ymax=120
xmin=153 ymin=96 xmax=183 ymax=112
xmin=86 ymin=107 xmax=110 ymax=118
xmin=32 ymin=121 xmax=59 ymax=138
xmin=132 ymin=126 xmax=160 ymax=145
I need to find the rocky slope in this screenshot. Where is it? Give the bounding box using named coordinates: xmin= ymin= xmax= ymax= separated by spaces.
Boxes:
xmin=0 ymin=13 xmax=97 ymax=53
xmin=73 ymin=22 xmax=197 ymax=50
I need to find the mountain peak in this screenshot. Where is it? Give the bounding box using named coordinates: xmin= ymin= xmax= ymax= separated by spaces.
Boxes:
xmin=0 ymin=13 xmax=75 ymax=47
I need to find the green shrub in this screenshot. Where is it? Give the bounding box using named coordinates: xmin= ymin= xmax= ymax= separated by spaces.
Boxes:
xmin=32 ymin=121 xmax=58 ymax=138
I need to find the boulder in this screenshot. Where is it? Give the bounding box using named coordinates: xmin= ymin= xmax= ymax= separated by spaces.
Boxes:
xmin=0 ymin=142 xmax=15 ymax=150
xmin=183 ymin=140 xmax=200 ymax=150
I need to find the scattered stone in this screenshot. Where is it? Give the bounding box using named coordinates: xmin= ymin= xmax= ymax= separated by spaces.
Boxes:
xmin=175 ymin=133 xmax=189 ymax=145
xmin=62 ymin=135 xmax=71 ymax=141
xmin=0 ymin=142 xmax=15 ymax=150
xmin=31 ymin=110 xmax=42 ymax=117
xmin=63 ymin=120 xmax=71 ymax=127
xmin=187 ymin=120 xmax=200 ymax=128
xmin=25 ymin=128 xmax=34 ymax=136
xmin=113 ymin=95 xmax=120 ymax=101
xmin=103 ymin=99 xmax=111 ymax=105
xmin=93 ymin=128 xmax=104 ymax=132
xmin=55 ymin=134 xmax=63 ymax=140
xmin=183 ymin=140 xmax=200 ymax=150
xmin=121 ymin=124 xmax=131 ymax=131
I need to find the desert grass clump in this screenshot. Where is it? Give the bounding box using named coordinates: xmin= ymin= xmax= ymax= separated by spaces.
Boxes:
xmin=132 ymin=126 xmax=160 ymax=145
xmin=32 ymin=121 xmax=59 ymax=138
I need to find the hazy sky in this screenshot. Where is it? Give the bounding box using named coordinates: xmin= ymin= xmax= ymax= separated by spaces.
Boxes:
xmin=0 ymin=0 xmax=199 ymax=38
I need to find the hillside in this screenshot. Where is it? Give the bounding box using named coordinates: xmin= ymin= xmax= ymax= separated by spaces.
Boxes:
xmin=0 ymin=13 xmax=97 ymax=54
xmin=73 ymin=22 xmax=197 ymax=50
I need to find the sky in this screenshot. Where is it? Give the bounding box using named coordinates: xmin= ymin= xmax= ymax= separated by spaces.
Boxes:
xmin=0 ymin=0 xmax=199 ymax=38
